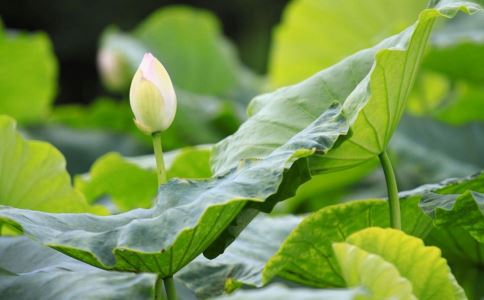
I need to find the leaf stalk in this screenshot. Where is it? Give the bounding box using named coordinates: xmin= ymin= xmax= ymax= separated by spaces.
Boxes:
xmin=378 ymin=151 xmax=401 ymax=230
xmin=163 ymin=276 xmax=177 ymax=300
xmin=151 ymin=132 xmax=177 ymax=300
xmin=152 ymin=131 xmax=167 ymax=185
xmin=154 ymin=275 xmax=166 ymax=300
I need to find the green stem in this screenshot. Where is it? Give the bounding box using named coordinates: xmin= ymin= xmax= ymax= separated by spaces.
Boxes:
xmin=151 ymin=132 xmax=171 ymax=300
xmin=378 ymin=151 xmax=401 ymax=230
xmin=163 ymin=276 xmax=177 ymax=300
xmin=154 ymin=275 xmax=166 ymax=300
xmin=152 ymin=132 xmax=167 ymax=185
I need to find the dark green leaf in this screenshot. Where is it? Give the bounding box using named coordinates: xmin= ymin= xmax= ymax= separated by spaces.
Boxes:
xmin=177 ymin=214 xmax=301 ymax=298
xmin=0 ymin=104 xmax=347 ymax=276
xmin=425 ymin=227 xmax=484 ymax=300
xmin=420 ymin=190 xmax=484 ymax=242
xmin=0 ymin=236 xmax=155 ymax=300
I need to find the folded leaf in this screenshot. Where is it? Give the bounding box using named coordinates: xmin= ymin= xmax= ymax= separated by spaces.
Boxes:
xmin=344 ymin=227 xmax=466 ymax=300
xmin=0 ymin=104 xmax=347 ymax=276
xmin=420 ymin=190 xmax=484 ymax=242
xmin=333 ymin=242 xmax=416 ymax=300
xmin=213 ymin=1 xmax=481 ymax=176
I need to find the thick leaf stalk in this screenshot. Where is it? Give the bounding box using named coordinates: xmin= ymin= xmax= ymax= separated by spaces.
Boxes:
xmin=379 ymin=151 xmax=401 ymax=229
xmin=154 ymin=276 xmax=166 ymax=300
xmin=163 ymin=277 xmax=177 ymax=300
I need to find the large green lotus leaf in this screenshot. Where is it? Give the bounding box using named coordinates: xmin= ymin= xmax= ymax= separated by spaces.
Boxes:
xmin=344 ymin=227 xmax=466 ymax=300
xmin=425 ymin=227 xmax=484 ymax=300
xmin=0 ymin=115 xmax=103 ymax=214
xmin=332 ymin=241 xmax=416 ymax=300
xmin=269 ymin=0 xmax=426 ymax=87
xmin=75 ymin=146 xmax=212 ymax=212
xmin=415 ymin=171 xmax=484 ymax=244
xmin=213 ymin=2 xmax=481 ymax=176
xmin=0 ymin=104 xmax=347 ymax=276
xmin=177 ymin=214 xmax=301 ymax=299
xmin=0 ymin=236 xmax=156 ymax=300
xmin=133 ymin=6 xmax=239 ymax=96
xmin=172 ymin=176 xmax=482 ymax=298
xmin=263 ymin=198 xmax=430 ymax=288
xmin=211 ymin=284 xmax=362 ymax=300
xmin=0 ymin=27 xmax=57 ymax=123
xmin=424 ymin=11 xmax=484 ymax=83
xmin=420 ymin=191 xmax=484 ymax=242
xmin=264 ymin=171 xmax=484 ymax=288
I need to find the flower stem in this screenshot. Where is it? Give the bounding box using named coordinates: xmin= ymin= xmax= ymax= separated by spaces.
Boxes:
xmin=378 ymin=151 xmax=401 ymax=230
xmin=152 ymin=131 xmax=167 ymax=185
xmin=151 ymin=132 xmax=172 ymax=300
xmin=163 ymin=276 xmax=177 ymax=300
xmin=154 ymin=275 xmax=166 ymax=300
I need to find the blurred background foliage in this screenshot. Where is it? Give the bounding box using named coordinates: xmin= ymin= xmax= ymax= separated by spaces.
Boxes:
xmin=0 ymin=0 xmax=484 ymax=215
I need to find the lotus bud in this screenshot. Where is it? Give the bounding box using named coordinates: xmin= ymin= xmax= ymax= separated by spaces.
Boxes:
xmin=98 ymin=30 xmax=147 ymax=92
xmin=129 ymin=53 xmax=177 ymax=134
xmin=97 ymin=48 xmax=131 ymax=92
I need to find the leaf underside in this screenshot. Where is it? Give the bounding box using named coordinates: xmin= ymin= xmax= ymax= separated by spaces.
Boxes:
xmin=0 ymin=105 xmax=346 ymax=276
